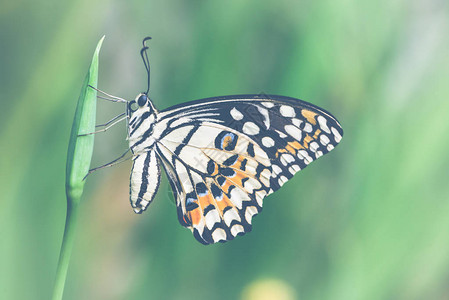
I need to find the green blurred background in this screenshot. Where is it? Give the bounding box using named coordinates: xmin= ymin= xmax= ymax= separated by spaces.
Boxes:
xmin=1 ymin=0 xmax=449 ymax=299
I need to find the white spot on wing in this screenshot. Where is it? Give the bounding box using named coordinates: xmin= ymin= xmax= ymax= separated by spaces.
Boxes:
xmin=260 ymin=169 xmax=271 ymax=186
xmin=304 ymin=155 xmax=313 ymax=164
xmin=255 ymin=190 xmax=266 ymax=207
xmin=292 ymin=118 xmax=302 ymax=127
xmin=211 ymin=228 xmax=227 ymax=242
xmin=205 ymin=209 xmax=220 ymax=229
xmin=289 ymin=164 xmax=300 ymax=174
xmin=248 ymin=178 xmax=262 ymax=190
xmin=223 ymin=209 xmax=241 ymax=226
xmin=257 ymin=106 xmax=270 ymax=129
xmin=230 ymin=107 xmax=244 ymax=120
xmin=140 ymin=199 xmax=149 ymax=207
xmin=320 ymin=135 xmax=330 ymax=145
xmin=331 ymin=127 xmax=342 ymax=143
xmin=280 ymin=105 xmax=295 ymax=117
xmin=284 ymin=125 xmax=302 ymax=140
xmin=281 ymin=153 xmax=295 ymax=166
xmin=262 ymin=136 xmax=275 ymax=148
xmin=254 ymin=145 xmax=269 ymax=163
xmin=304 ymin=123 xmax=313 ymax=133
xmin=245 ymin=206 xmax=258 ymax=224
xmin=276 ymin=130 xmax=287 ymax=138
xmin=262 ymin=102 xmax=275 ymax=108
xmin=230 ymin=224 xmax=244 ymax=236
xmin=310 ymin=142 xmax=319 ymax=152
xmin=242 ymin=122 xmax=260 ymax=135
xmin=297 ymin=150 xmax=313 ymax=164
xmin=229 ymin=188 xmax=249 ymax=209
xmin=317 ymin=116 xmax=330 ymax=133
xmin=272 ymin=164 xmax=283 ymax=175
xmin=278 ymin=176 xmax=288 ymax=186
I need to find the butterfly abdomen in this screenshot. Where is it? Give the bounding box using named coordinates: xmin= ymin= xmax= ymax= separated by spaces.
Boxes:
xmin=129 ymin=149 xmax=161 ymax=213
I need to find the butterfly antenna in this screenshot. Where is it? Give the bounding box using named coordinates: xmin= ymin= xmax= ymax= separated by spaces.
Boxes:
xmin=141 ymin=37 xmax=152 ymax=95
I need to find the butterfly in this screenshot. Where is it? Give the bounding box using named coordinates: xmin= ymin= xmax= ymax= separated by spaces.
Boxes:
xmin=95 ymin=37 xmax=343 ymax=245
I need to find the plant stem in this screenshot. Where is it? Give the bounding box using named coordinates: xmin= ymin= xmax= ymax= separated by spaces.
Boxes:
xmin=52 ymin=200 xmax=80 ymax=300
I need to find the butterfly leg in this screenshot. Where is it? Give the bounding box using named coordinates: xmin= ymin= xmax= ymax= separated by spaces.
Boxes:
xmin=88 ymin=85 xmax=128 ymax=103
xmin=95 ymin=112 xmax=126 ymax=128
xmin=83 ymin=148 xmax=131 ymax=180
xmin=78 ymin=116 xmax=127 ymax=136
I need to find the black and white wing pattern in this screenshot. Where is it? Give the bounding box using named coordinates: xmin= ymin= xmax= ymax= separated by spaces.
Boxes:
xmin=150 ymin=94 xmax=343 ymax=245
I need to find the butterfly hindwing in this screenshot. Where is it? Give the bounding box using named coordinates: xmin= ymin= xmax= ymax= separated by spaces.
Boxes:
xmin=156 ymin=122 xmax=270 ymax=244
xmin=151 ymin=95 xmax=343 ymax=244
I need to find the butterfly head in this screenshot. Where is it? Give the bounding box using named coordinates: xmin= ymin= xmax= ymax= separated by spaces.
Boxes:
xmin=128 ymin=93 xmax=156 ymax=115
xmin=127 ymin=92 xmax=158 ymax=152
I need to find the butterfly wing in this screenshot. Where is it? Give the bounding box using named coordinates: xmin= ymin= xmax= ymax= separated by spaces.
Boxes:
xmin=154 ymin=94 xmax=343 ymax=244
xmin=155 ymin=122 xmax=271 ymax=244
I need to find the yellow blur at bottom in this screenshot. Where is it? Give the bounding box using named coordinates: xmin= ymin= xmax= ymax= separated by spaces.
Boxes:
xmin=241 ymin=278 xmax=297 ymax=300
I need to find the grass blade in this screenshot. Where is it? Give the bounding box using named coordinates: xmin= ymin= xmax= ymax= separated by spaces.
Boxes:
xmin=52 ymin=35 xmax=104 ymax=300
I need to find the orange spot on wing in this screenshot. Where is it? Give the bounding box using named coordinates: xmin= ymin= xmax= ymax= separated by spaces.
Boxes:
xmin=219 ymin=169 xmax=249 ymax=193
xmin=198 ymin=193 xmax=213 ymax=211
xmin=188 ymin=208 xmax=202 ymax=226
xmin=285 ymin=144 xmax=296 ymax=154
xmin=275 ymin=148 xmax=288 ymax=158
xmin=215 ymin=193 xmax=234 ymax=213
xmin=232 ymin=170 xmax=249 ymax=188
xmin=230 ymin=155 xmax=245 ymax=169
xmin=313 ymin=129 xmax=321 ymax=139
xmin=276 ymin=141 xmax=303 ymax=157
xmin=303 ymin=135 xmax=313 ymax=149
xmin=289 ymin=141 xmax=303 ymax=150
xmin=301 ymin=110 xmax=317 ymax=125
xmin=222 ymin=135 xmax=233 ymax=148
xmin=221 ymin=179 xmax=234 ymax=194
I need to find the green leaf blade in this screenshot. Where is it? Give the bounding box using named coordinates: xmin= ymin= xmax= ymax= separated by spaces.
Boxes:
xmin=65 ymin=36 xmax=104 ymax=202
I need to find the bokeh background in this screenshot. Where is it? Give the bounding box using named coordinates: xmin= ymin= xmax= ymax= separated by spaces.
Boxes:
xmin=1 ymin=0 xmax=449 ymax=299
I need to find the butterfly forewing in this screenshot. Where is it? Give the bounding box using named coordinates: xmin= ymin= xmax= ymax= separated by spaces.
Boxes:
xmin=144 ymin=94 xmax=343 ymax=244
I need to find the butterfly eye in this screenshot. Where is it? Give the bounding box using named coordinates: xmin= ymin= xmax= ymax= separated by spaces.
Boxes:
xmin=137 ymin=94 xmax=148 ymax=107
xmin=129 ymin=100 xmax=139 ymax=112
